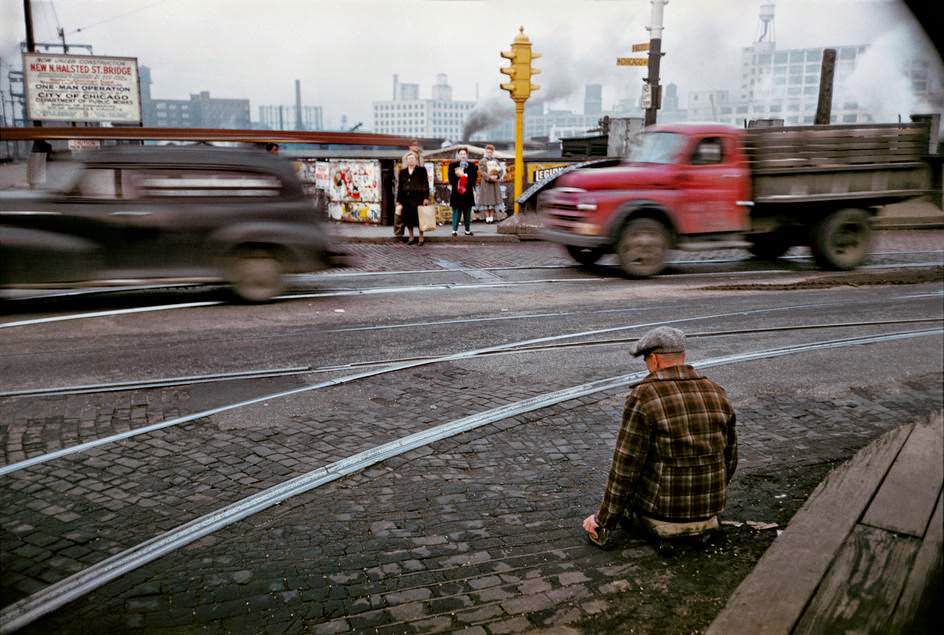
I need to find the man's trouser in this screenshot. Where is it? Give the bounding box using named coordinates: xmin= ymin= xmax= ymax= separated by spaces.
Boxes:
xmin=589 ymin=512 xmax=719 ymax=549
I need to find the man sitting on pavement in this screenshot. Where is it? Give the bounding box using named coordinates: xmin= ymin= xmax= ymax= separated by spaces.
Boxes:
xmin=582 ymin=326 xmax=738 ymax=549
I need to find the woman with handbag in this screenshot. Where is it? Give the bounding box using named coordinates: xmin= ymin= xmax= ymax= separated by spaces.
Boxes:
xmin=396 ymin=151 xmax=431 ymax=246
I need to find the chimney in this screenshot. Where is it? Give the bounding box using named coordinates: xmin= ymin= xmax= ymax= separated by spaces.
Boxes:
xmin=294 ymin=79 xmax=303 ymax=130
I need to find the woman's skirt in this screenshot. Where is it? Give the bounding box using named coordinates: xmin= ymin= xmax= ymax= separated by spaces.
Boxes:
xmin=477 ymin=181 xmax=502 ymax=207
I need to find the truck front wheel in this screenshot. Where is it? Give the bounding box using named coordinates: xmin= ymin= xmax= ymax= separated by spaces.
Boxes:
xmin=565 ymin=245 xmax=604 ymax=265
xmin=617 ymin=218 xmax=670 ymax=278
xmin=810 ymin=209 xmax=872 ymax=270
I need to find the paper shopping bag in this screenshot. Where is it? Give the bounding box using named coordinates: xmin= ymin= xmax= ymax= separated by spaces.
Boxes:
xmin=418 ymin=205 xmax=437 ymax=232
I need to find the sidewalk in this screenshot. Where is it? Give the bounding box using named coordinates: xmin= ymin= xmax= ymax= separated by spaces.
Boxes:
xmin=328 ymin=216 xmax=528 ymax=243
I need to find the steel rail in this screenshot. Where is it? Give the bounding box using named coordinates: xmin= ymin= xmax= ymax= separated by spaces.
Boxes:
xmin=0 ymin=367 xmax=312 ymax=399
xmin=6 ymin=317 xmax=937 ymax=400
xmin=1 ymin=328 xmax=939 ymax=634
xmin=0 ymin=301 xmax=856 ymax=477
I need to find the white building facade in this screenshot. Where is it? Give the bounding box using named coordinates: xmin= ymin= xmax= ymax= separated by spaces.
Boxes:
xmin=372 ymin=74 xmax=475 ymax=141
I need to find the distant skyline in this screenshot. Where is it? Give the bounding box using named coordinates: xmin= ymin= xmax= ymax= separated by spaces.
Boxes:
xmin=1 ymin=0 xmax=941 ymax=129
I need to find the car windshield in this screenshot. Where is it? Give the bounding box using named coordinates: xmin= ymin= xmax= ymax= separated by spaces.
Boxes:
xmin=627 ymin=132 xmax=686 ymax=164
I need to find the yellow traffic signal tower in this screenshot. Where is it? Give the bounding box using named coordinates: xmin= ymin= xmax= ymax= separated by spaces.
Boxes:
xmin=500 ymin=27 xmax=540 ymax=214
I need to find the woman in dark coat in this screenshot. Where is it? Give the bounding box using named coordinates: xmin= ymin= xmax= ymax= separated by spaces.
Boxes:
xmin=396 ymin=151 xmax=431 ymax=245
xmin=448 ymin=147 xmax=478 ymax=237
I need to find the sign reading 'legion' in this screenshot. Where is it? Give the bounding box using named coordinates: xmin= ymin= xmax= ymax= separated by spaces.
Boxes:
xmin=23 ymin=53 xmax=142 ymax=124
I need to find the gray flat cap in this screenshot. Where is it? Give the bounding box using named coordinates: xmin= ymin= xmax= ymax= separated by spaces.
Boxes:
xmin=631 ymin=326 xmax=686 ymax=357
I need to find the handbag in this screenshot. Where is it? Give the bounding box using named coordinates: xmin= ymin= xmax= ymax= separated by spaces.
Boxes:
xmin=418 ymin=205 xmax=437 ymax=232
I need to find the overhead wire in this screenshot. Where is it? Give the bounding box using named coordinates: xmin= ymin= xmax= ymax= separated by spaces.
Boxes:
xmin=68 ymin=0 xmax=171 ymax=35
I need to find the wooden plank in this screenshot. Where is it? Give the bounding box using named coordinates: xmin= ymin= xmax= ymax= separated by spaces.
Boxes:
xmin=863 ymin=412 xmax=943 ymax=537
xmin=793 ymin=525 xmax=921 ymax=634
xmin=887 ymin=492 xmax=943 ymax=632
xmin=706 ymin=424 xmax=913 ymax=635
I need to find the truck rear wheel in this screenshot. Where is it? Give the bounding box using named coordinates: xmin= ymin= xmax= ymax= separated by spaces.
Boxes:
xmin=810 ymin=209 xmax=872 ymax=270
xmin=565 ymin=245 xmax=604 ymax=265
xmin=747 ymin=233 xmax=790 ymax=260
xmin=617 ymin=218 xmax=670 ymax=278
xmin=227 ymin=247 xmax=286 ymax=303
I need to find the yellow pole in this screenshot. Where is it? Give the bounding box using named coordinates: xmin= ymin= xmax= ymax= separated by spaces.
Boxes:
xmin=514 ymin=101 xmax=524 ymax=215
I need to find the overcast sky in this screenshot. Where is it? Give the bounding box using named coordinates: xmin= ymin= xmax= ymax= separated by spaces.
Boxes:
xmin=1 ymin=0 xmax=941 ymax=128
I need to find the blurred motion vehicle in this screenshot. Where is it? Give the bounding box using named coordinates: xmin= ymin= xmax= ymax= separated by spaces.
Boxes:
xmin=0 ymin=146 xmax=346 ymax=302
xmin=541 ymin=121 xmax=942 ymax=276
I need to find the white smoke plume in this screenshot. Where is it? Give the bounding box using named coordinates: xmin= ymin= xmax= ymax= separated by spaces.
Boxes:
xmin=843 ymin=23 xmax=944 ymax=127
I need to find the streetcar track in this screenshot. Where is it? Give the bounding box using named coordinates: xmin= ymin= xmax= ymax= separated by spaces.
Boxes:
xmin=2 ymin=259 xmax=940 ymax=331
xmin=1 ymin=298 xmax=939 ymax=476
xmin=4 ymin=317 xmax=938 ymax=400
xmin=0 ymin=367 xmax=312 ymax=399
xmin=1 ymin=327 xmax=939 ymax=633
xmin=0 ymin=300 xmax=879 ymax=476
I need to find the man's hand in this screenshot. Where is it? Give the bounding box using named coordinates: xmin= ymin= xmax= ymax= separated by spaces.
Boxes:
xmin=582 ymin=514 xmax=600 ymax=539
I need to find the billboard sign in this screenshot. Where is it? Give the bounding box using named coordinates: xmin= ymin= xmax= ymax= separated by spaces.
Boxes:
xmin=23 ymin=53 xmax=142 ymax=123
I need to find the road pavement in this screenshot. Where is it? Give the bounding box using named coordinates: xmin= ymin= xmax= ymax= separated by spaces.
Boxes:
xmin=0 ymin=236 xmax=941 ymax=633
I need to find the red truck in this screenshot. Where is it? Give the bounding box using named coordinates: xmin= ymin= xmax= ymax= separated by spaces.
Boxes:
xmin=540 ymin=121 xmax=940 ymax=276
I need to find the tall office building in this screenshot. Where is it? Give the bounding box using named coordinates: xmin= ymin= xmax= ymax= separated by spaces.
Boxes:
xmin=584 ymin=84 xmax=602 ymax=116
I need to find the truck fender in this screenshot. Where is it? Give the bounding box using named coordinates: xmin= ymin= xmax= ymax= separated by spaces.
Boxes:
xmin=207 ymin=222 xmax=329 ymax=270
xmin=606 ymin=202 xmax=677 ymax=246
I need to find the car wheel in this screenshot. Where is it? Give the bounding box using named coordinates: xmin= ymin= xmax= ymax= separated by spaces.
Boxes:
xmin=227 ymin=248 xmax=286 ymax=303
xmin=617 ymin=218 xmax=670 ymax=277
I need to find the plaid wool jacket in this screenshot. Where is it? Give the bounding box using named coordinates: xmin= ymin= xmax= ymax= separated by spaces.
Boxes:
xmin=596 ymin=364 xmax=738 ymax=528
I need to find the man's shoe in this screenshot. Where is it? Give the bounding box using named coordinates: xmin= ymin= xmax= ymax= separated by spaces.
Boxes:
xmin=452 ymin=231 xmax=458 ymax=237
xmin=465 ymin=230 xmax=474 ymax=236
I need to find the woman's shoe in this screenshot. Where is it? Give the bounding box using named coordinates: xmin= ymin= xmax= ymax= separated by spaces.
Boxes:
xmin=417 ymin=238 xmax=425 ymax=246
xmin=407 ymin=238 xmax=416 ymax=245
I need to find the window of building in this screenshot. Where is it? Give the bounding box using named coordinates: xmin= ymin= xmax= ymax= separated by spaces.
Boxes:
xmin=769 ymin=104 xmax=782 ymax=113
xmin=805 ymin=49 xmax=821 ymax=61
xmin=720 ymin=106 xmax=732 ymax=114
xmin=736 ymin=105 xmax=748 ymax=114
xmin=803 ymin=86 xmax=817 ymax=95
xmin=775 ymin=77 xmax=787 ymax=85
xmin=774 ymin=52 xmax=788 ymax=64
xmin=803 ymin=116 xmax=814 ymax=123
xmin=839 ymin=47 xmax=856 ymax=60
xmin=788 ymin=87 xmax=802 ymax=96
xmin=758 ymin=54 xmax=771 ymax=64
xmin=805 ymin=74 xmax=818 ymax=84
xmin=842 ymin=114 xmax=857 ymax=123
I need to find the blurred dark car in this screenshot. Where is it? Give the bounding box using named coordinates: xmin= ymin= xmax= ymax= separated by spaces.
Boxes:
xmin=0 ymin=146 xmax=346 ymax=302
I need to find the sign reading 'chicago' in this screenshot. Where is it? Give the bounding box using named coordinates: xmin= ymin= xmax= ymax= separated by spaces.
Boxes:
xmin=22 ymin=53 xmax=142 ymax=124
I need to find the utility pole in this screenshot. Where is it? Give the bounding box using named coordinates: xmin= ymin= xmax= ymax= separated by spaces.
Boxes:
xmin=644 ymin=0 xmax=668 ymax=126
xmin=24 ymin=0 xmax=36 ymax=53
xmin=815 ymin=48 xmax=836 ymax=125
xmin=57 ymin=28 xmax=68 ymax=54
